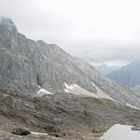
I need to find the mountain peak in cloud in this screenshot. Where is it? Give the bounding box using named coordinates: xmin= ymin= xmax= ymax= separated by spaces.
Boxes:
xmin=0 ymin=17 xmax=17 ymax=33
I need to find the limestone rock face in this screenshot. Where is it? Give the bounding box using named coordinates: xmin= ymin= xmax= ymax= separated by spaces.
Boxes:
xmin=0 ymin=17 xmax=140 ymax=107
xmin=0 ymin=17 xmax=97 ymax=95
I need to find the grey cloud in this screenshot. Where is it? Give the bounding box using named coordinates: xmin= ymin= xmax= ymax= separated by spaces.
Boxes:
xmin=0 ymin=0 xmax=140 ymax=65
xmin=81 ymin=41 xmax=140 ymax=63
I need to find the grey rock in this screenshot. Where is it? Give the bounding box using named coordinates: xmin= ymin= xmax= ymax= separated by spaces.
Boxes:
xmin=131 ymin=85 xmax=140 ymax=92
xmin=131 ymin=126 xmax=140 ymax=131
xmin=0 ymin=17 xmax=97 ymax=95
xmin=12 ymin=127 xmax=31 ymax=136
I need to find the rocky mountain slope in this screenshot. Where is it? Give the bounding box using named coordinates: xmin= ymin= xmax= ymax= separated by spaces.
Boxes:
xmin=108 ymin=60 xmax=140 ymax=87
xmin=0 ymin=89 xmax=140 ymax=140
xmin=0 ymin=17 xmax=98 ymax=94
xmin=0 ymin=17 xmax=140 ymax=108
xmin=131 ymin=85 xmax=140 ymax=99
xmin=132 ymin=85 xmax=140 ymax=93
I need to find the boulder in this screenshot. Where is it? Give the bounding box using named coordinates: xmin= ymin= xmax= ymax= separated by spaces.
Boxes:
xmin=12 ymin=127 xmax=31 ymax=136
xmin=131 ymin=126 xmax=140 ymax=131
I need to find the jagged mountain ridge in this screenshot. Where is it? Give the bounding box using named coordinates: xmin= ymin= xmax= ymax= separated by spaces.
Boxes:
xmin=0 ymin=17 xmax=97 ymax=94
xmin=0 ymin=17 xmax=140 ymax=107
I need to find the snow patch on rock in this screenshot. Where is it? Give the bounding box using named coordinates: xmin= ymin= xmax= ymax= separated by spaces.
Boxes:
xmin=126 ymin=103 xmax=139 ymax=110
xmin=64 ymin=82 xmax=114 ymax=101
xmin=91 ymin=82 xmax=97 ymax=89
xmin=34 ymin=88 xmax=54 ymax=97
xmin=31 ymin=131 xmax=48 ymax=136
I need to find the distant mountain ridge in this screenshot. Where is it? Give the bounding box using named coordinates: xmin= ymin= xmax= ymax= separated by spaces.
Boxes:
xmin=108 ymin=60 xmax=140 ymax=87
xmin=95 ymin=64 xmax=118 ymax=75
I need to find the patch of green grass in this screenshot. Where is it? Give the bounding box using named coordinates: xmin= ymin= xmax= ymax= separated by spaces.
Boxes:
xmin=102 ymin=99 xmax=130 ymax=112
xmin=86 ymin=97 xmax=130 ymax=112
xmin=86 ymin=97 xmax=104 ymax=106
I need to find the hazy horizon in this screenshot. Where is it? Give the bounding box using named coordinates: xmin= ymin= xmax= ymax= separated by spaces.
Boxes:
xmin=1 ymin=0 xmax=140 ymax=67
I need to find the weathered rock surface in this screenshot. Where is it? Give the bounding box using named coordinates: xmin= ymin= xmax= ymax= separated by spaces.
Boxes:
xmin=131 ymin=85 xmax=140 ymax=98
xmin=0 ymin=17 xmax=97 ymax=95
xmin=0 ymin=89 xmax=140 ymax=140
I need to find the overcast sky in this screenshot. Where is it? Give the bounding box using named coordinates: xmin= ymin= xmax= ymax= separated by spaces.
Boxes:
xmin=1 ymin=0 xmax=140 ymax=66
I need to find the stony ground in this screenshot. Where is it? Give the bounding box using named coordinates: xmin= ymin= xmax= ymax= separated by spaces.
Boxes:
xmin=0 ymin=89 xmax=140 ymax=140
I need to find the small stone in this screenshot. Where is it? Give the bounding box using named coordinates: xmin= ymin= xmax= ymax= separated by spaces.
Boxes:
xmin=49 ymin=132 xmax=60 ymax=137
xmin=43 ymin=125 xmax=59 ymax=133
xmin=12 ymin=127 xmax=31 ymax=136
xmin=131 ymin=126 xmax=140 ymax=131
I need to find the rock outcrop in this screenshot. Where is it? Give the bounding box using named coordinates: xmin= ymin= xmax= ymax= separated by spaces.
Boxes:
xmin=12 ymin=128 xmax=31 ymax=136
xmin=0 ymin=17 xmax=97 ymax=95
xmin=131 ymin=85 xmax=140 ymax=93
